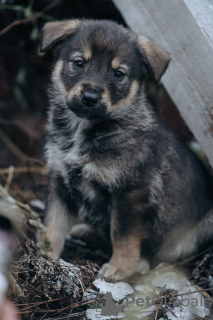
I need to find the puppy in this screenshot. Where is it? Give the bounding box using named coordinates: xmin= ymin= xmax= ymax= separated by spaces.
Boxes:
xmin=40 ymin=19 xmax=213 ymax=281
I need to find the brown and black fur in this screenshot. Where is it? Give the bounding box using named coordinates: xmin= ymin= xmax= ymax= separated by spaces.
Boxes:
xmin=40 ymin=19 xmax=213 ymax=281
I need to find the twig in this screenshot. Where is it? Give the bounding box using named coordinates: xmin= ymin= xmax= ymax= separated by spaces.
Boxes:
xmin=8 ymin=271 xmax=24 ymax=297
xmin=0 ymin=184 xmax=48 ymax=252
xmin=0 ymin=4 xmax=54 ymax=22
xmin=174 ymin=287 xmax=213 ymax=298
xmin=153 ymin=245 xmax=213 ymax=276
xmin=0 ymin=129 xmax=46 ymax=166
xmin=0 ymin=166 xmax=48 ymax=176
xmin=194 ymin=285 xmax=212 ymax=299
xmin=14 ymin=296 xmax=65 ymax=307
xmin=155 ymin=306 xmax=160 ymax=320
xmin=0 ymin=184 xmax=37 ymax=219
xmin=0 ymin=5 xmax=25 ymax=11
xmin=174 ymin=245 xmax=213 ymax=267
xmin=45 ymin=311 xmax=86 ymax=320
xmin=0 ymin=0 xmax=60 ymax=36
xmin=26 ymin=158 xmax=45 ymax=166
xmin=0 ymin=118 xmax=42 ymax=140
xmin=0 ymin=129 xmax=28 ymax=162
xmin=4 ymin=165 xmax=14 ymax=191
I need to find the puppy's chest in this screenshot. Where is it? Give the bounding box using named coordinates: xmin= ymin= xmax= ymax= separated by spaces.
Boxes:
xmin=63 ymin=130 xmax=119 ymax=188
xmin=59 ymin=146 xmax=91 ymax=203
xmin=64 ymin=141 xmax=110 ymax=203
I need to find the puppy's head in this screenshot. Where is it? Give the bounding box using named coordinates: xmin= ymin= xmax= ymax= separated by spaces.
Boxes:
xmin=41 ymin=20 xmax=170 ymax=120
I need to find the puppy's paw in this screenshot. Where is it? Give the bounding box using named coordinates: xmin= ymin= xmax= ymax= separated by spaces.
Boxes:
xmin=98 ymin=263 xmax=134 ymax=281
xmin=70 ymin=223 xmax=94 ymax=241
xmin=135 ymin=258 xmax=150 ymax=275
xmin=99 ymin=263 xmax=117 ymax=279
xmin=46 ymin=250 xmax=60 ymax=261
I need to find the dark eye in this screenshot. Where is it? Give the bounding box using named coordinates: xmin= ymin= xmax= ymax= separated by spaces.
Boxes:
xmin=114 ymin=70 xmax=125 ymax=79
xmin=74 ymin=59 xmax=84 ymax=68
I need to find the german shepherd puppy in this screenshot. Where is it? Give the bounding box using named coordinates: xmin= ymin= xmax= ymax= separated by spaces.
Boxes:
xmin=40 ymin=19 xmax=213 ymax=281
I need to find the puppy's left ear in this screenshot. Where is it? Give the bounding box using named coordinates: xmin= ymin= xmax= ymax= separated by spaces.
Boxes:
xmin=138 ymin=36 xmax=170 ymax=82
xmin=40 ymin=19 xmax=80 ymax=53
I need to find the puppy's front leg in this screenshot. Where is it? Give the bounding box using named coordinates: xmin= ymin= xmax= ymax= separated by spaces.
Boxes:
xmin=99 ymin=196 xmax=144 ymax=281
xmin=45 ymin=193 xmax=71 ymax=260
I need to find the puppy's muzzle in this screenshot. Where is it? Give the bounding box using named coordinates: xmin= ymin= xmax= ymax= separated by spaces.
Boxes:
xmin=82 ymin=92 xmax=100 ymax=107
xmin=81 ymin=83 xmax=103 ymax=108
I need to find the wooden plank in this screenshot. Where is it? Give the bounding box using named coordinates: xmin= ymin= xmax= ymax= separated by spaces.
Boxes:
xmin=112 ymin=0 xmax=213 ymax=168
xmin=184 ymin=0 xmax=213 ymax=44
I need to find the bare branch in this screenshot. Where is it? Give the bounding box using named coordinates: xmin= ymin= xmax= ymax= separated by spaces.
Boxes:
xmin=0 ymin=0 xmax=60 ymax=37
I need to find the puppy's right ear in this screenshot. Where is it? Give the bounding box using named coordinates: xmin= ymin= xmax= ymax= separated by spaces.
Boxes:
xmin=40 ymin=19 xmax=80 ymax=53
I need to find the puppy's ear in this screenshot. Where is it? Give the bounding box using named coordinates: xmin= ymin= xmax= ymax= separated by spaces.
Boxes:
xmin=138 ymin=36 xmax=170 ymax=82
xmin=40 ymin=19 xmax=80 ymax=53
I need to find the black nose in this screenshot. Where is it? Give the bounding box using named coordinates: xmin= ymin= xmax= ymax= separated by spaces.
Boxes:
xmin=82 ymin=92 xmax=99 ymax=107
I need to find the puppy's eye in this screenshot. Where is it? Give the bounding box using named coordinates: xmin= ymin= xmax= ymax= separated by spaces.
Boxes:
xmin=114 ymin=70 xmax=125 ymax=79
xmin=74 ymin=59 xmax=84 ymax=68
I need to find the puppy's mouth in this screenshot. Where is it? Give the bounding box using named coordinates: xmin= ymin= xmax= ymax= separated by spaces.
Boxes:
xmin=66 ymin=96 xmax=109 ymax=120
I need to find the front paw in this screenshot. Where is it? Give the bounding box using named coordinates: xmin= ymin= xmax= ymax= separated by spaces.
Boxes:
xmin=70 ymin=223 xmax=94 ymax=241
xmin=98 ymin=263 xmax=133 ymax=281
xmin=46 ymin=250 xmax=60 ymax=260
xmin=135 ymin=258 xmax=150 ymax=275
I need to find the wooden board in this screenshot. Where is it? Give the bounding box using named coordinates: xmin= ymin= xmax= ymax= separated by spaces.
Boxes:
xmin=112 ymin=0 xmax=213 ymax=167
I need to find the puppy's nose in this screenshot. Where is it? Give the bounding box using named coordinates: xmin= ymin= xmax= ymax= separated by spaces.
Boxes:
xmin=82 ymin=92 xmax=99 ymax=107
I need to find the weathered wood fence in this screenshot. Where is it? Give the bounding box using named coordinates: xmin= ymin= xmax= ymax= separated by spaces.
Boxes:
xmin=113 ymin=0 xmax=213 ymax=168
